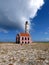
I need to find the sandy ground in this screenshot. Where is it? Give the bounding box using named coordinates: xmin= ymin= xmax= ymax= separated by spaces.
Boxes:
xmin=0 ymin=43 xmax=49 ymax=65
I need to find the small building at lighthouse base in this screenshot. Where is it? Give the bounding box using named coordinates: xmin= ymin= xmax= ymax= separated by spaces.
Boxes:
xmin=16 ymin=33 xmax=32 ymax=44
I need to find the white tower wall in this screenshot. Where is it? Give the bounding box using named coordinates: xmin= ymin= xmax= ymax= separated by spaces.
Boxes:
xmin=25 ymin=21 xmax=29 ymax=33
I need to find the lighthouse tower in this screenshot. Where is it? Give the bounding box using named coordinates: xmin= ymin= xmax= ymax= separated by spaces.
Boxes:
xmin=25 ymin=21 xmax=29 ymax=33
xmin=16 ymin=21 xmax=32 ymax=44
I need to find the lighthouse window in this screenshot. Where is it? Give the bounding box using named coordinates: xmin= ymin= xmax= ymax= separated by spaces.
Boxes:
xmin=25 ymin=37 xmax=27 ymax=40
xmin=28 ymin=42 xmax=29 ymax=44
xmin=25 ymin=42 xmax=26 ymax=44
xmin=22 ymin=37 xmax=24 ymax=40
xmin=28 ymin=37 xmax=29 ymax=40
xmin=22 ymin=42 xmax=24 ymax=43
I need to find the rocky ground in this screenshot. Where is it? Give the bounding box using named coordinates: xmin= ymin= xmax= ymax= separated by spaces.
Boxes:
xmin=0 ymin=43 xmax=49 ymax=65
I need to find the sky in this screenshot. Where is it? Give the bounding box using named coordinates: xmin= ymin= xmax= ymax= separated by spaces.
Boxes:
xmin=0 ymin=0 xmax=49 ymax=42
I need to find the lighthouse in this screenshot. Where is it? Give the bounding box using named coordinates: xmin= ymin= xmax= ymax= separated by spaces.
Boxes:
xmin=16 ymin=21 xmax=32 ymax=44
xmin=25 ymin=21 xmax=29 ymax=33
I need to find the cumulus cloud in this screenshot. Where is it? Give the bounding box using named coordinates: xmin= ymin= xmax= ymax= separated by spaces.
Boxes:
xmin=0 ymin=0 xmax=44 ymax=31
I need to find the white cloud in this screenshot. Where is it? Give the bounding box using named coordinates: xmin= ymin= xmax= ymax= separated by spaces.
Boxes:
xmin=44 ymin=32 xmax=48 ymax=34
xmin=0 ymin=0 xmax=44 ymax=31
xmin=0 ymin=28 xmax=8 ymax=33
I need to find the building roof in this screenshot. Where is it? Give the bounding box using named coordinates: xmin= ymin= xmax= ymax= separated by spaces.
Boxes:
xmin=19 ymin=33 xmax=30 ymax=36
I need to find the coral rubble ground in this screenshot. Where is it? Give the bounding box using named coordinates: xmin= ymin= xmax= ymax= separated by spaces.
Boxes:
xmin=0 ymin=43 xmax=49 ymax=65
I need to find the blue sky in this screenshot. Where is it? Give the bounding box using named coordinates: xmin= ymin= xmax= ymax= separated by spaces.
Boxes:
xmin=0 ymin=0 xmax=49 ymax=42
xmin=31 ymin=0 xmax=49 ymax=41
